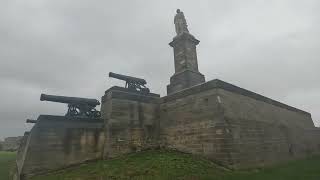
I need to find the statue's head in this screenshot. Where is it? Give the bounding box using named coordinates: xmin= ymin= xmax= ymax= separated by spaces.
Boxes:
xmin=176 ymin=9 xmax=181 ymax=13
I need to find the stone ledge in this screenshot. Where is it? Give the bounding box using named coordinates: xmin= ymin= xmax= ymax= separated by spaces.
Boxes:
xmin=162 ymin=79 xmax=311 ymax=116
xmin=169 ymin=32 xmax=199 ymax=47
xmin=37 ymin=115 xmax=103 ymax=123
xmin=103 ymin=86 xmax=160 ymax=103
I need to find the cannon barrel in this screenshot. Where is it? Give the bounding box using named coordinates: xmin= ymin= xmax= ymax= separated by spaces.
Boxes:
xmin=109 ymin=72 xmax=146 ymax=85
xmin=26 ymin=119 xmax=37 ymax=123
xmin=40 ymin=94 xmax=100 ymax=106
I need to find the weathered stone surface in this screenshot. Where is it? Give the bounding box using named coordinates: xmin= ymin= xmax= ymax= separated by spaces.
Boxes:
xmin=15 ymin=115 xmax=105 ymax=179
xmin=163 ymin=79 xmax=310 ymax=116
xmin=102 ymin=80 xmax=320 ymax=169
xmin=23 ymin=80 xmax=315 ymax=173
xmin=167 ymin=69 xmax=205 ymax=94
xmin=15 ymin=80 xmax=320 ymax=179
xmin=101 ymin=86 xmax=160 ymax=158
xmin=160 ymin=88 xmax=234 ymax=167
xmin=161 ymin=79 xmax=320 ymax=169
xmin=13 ymin=132 xmax=30 ymax=180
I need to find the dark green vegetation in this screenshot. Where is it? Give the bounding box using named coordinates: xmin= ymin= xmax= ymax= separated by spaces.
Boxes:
xmin=29 ymin=150 xmax=320 ymax=180
xmin=0 ymin=151 xmax=16 ymax=180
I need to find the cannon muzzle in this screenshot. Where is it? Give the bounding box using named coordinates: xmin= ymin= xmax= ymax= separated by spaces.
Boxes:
xmin=26 ymin=119 xmax=37 ymax=123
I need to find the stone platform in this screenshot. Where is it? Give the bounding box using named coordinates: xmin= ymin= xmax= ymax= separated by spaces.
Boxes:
xmin=14 ymin=115 xmax=105 ymax=179
xmin=15 ymin=81 xmax=320 ymax=179
xmin=160 ymin=79 xmax=320 ymax=169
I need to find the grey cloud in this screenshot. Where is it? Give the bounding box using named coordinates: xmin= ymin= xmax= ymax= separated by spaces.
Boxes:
xmin=0 ymin=0 xmax=319 ymax=139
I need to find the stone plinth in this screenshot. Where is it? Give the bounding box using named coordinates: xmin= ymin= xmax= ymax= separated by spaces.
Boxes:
xmin=167 ymin=69 xmax=205 ymax=94
xmin=167 ymin=32 xmax=205 ymax=95
xmin=15 ymin=115 xmax=105 ymax=179
xmin=101 ymin=86 xmax=160 ymax=158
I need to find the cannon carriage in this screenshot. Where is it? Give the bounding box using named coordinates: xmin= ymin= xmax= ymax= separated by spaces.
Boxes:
xmin=40 ymin=94 xmax=101 ymax=118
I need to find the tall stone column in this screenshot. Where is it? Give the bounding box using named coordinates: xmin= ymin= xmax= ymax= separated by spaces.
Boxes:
xmin=167 ymin=9 xmax=205 ymax=95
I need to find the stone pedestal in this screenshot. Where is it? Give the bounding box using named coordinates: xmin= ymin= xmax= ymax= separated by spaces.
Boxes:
xmin=167 ymin=32 xmax=205 ymax=95
xmin=167 ymin=69 xmax=205 ymax=94
xmin=100 ymin=86 xmax=160 ymax=158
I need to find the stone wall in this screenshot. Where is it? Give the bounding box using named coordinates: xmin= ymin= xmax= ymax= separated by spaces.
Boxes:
xmin=14 ymin=132 xmax=30 ymax=180
xmin=218 ymin=87 xmax=318 ymax=168
xmin=14 ymin=80 xmax=320 ymax=179
xmin=160 ymin=88 xmax=235 ymax=167
xmin=101 ymin=86 xmax=160 ymax=158
xmin=219 ymin=88 xmax=314 ymax=129
xmin=16 ymin=115 xmax=105 ymax=179
xmin=159 ymin=79 xmax=320 ymax=169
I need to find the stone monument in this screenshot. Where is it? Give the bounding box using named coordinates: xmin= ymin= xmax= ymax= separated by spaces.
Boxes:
xmin=167 ymin=9 xmax=205 ymax=94
xmin=13 ymin=9 xmax=320 ymax=180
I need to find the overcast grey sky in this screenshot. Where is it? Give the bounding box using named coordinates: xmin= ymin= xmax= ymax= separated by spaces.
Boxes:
xmin=0 ymin=0 xmax=319 ymax=140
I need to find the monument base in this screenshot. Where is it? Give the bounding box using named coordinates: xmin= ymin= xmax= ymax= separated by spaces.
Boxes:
xmin=167 ymin=69 xmax=205 ymax=94
xmin=101 ymin=86 xmax=160 ymax=158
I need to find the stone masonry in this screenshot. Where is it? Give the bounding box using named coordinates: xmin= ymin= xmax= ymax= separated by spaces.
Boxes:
xmin=167 ymin=9 xmax=205 ymax=94
xmin=159 ymin=79 xmax=320 ymax=169
xmin=101 ymin=86 xmax=160 ymax=158
xmin=14 ymin=115 xmax=105 ymax=180
xmin=100 ymin=10 xmax=320 ymax=169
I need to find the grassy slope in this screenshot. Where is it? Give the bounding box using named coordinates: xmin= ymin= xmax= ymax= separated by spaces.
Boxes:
xmin=29 ymin=150 xmax=320 ymax=180
xmin=0 ymin=151 xmax=16 ymax=180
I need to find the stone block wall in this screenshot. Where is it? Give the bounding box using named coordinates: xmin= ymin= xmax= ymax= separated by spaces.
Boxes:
xmin=217 ymin=87 xmax=317 ymax=168
xmin=226 ymin=118 xmax=293 ymax=168
xmin=167 ymin=70 xmax=205 ymax=94
xmin=159 ymin=79 xmax=320 ymax=169
xmin=16 ymin=115 xmax=105 ymax=179
xmin=160 ymin=89 xmax=234 ymax=167
xmin=14 ymin=132 xmax=30 ymax=180
xmin=14 ymin=80 xmax=320 ymax=179
xmin=219 ymin=88 xmax=314 ymax=129
xmin=101 ymin=86 xmax=160 ymax=158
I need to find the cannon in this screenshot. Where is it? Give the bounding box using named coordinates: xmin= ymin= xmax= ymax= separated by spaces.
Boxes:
xmin=26 ymin=119 xmax=37 ymax=123
xmin=109 ymin=72 xmax=150 ymax=93
xmin=40 ymin=94 xmax=101 ymax=118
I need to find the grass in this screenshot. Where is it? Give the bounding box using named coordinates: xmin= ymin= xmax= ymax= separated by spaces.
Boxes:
xmin=223 ymin=155 xmax=320 ymax=180
xmin=28 ymin=150 xmax=320 ymax=180
xmin=0 ymin=151 xmax=16 ymax=180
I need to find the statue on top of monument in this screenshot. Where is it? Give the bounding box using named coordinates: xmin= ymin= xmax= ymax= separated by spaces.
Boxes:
xmin=174 ymin=9 xmax=189 ymax=35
